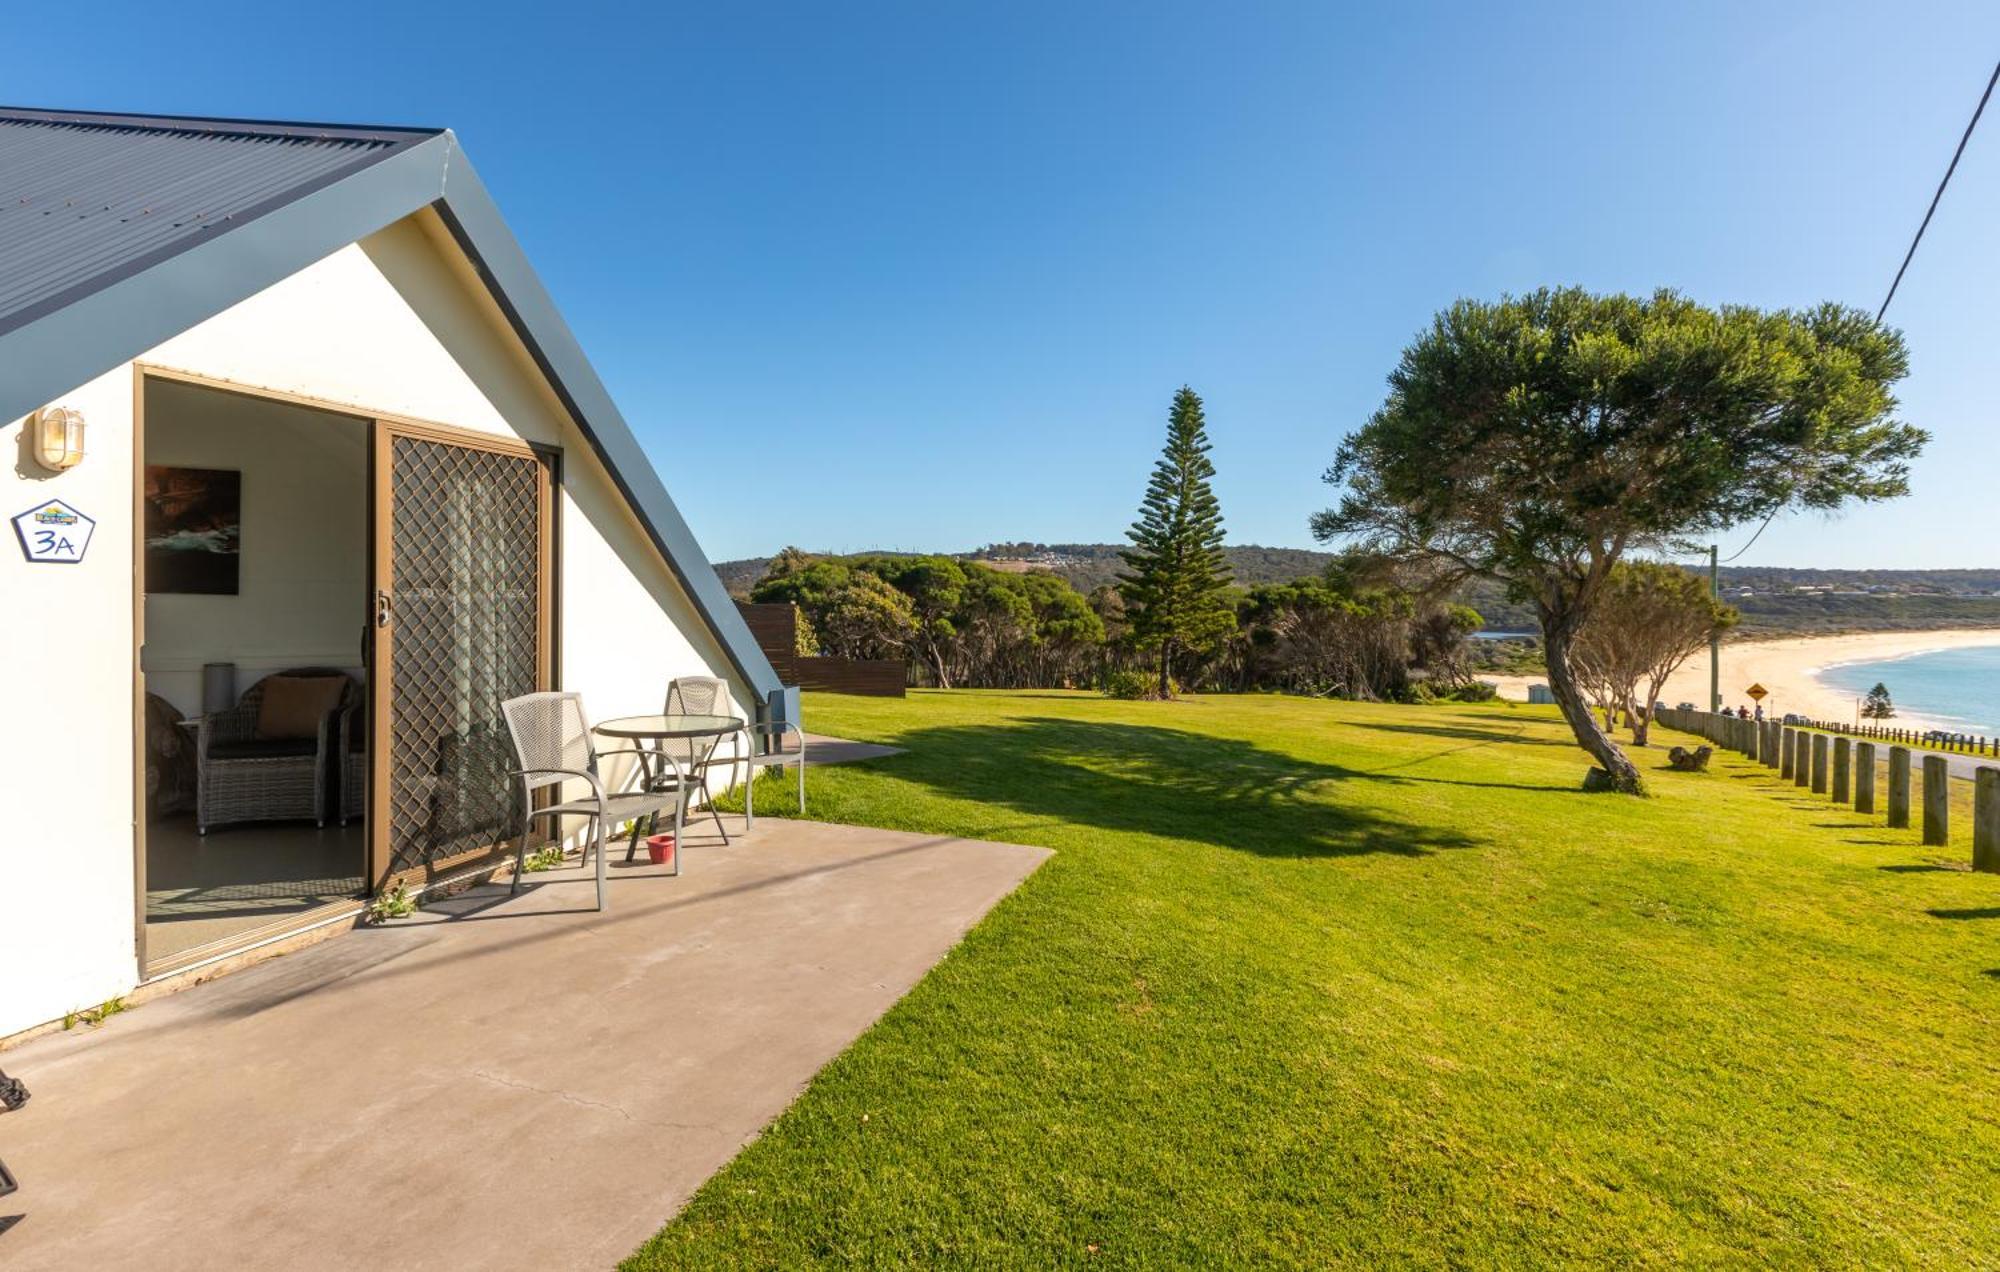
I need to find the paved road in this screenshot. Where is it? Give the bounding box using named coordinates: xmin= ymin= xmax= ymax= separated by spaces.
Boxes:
xmin=1806 ymin=733 xmax=1995 ymax=782
xmin=1917 ymin=746 xmax=1998 ymax=782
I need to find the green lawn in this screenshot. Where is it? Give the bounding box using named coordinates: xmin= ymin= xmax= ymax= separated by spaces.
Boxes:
xmin=628 ymin=691 xmax=2000 ymax=1268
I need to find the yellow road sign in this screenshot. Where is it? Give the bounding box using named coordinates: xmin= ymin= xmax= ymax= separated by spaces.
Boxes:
xmin=1745 ymin=683 xmax=1768 ymax=701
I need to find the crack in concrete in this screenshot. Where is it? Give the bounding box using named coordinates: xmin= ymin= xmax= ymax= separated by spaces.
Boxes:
xmin=469 ymin=1069 xmax=634 ymax=1121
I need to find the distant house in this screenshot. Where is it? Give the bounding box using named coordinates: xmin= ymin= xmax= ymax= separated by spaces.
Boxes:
xmin=0 ymin=107 xmax=791 ymax=1039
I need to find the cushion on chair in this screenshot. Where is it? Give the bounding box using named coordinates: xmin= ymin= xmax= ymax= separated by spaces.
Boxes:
xmin=210 ymin=737 xmax=319 ymax=761
xmin=256 ymin=676 xmax=347 ymax=740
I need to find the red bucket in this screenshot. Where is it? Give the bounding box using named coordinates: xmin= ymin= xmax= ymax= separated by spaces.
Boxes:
xmin=645 ymin=832 xmax=676 ymax=866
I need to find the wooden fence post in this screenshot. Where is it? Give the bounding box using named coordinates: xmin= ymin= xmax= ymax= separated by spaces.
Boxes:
xmin=1832 ymin=737 xmax=1851 ymax=804
xmin=1976 ymin=768 xmax=2000 ymax=874
xmin=1923 ymin=754 xmax=1950 ymax=847
xmin=1765 ymin=721 xmax=1781 ymax=769
xmin=1780 ymin=728 xmax=1796 ymax=779
xmin=1887 ymin=746 xmax=1912 ymax=828
xmin=1811 ymin=734 xmax=1830 ymax=794
xmin=1855 ymin=742 xmax=1876 ymax=814
xmin=1796 ymin=734 xmax=1813 ymax=788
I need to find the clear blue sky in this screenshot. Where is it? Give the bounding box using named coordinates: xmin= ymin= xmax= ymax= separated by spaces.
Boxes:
xmin=12 ymin=3 xmax=1999 ymax=567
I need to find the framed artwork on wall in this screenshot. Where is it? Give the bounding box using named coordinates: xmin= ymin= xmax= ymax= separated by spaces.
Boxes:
xmin=144 ymin=465 xmax=241 ymax=595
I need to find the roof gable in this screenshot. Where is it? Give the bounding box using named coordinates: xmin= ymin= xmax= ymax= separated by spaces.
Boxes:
xmin=0 ymin=106 xmax=781 ymax=705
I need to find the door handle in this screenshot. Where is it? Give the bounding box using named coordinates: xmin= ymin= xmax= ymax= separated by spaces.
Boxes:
xmin=376 ymin=589 xmax=393 ymax=628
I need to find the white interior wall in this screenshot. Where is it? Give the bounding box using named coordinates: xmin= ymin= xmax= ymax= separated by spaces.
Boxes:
xmin=0 ymin=212 xmax=752 ymax=1039
xmin=141 ymin=379 xmax=368 ymax=714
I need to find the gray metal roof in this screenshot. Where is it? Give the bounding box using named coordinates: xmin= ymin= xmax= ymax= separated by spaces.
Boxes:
xmin=0 ymin=108 xmax=436 ymax=337
xmin=0 ymin=106 xmax=782 ymax=708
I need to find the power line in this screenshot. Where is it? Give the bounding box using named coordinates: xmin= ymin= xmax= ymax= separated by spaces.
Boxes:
xmin=1877 ymin=57 xmax=2000 ymax=323
xmin=1719 ymin=511 xmax=1774 ymax=564
xmin=1715 ymin=57 xmax=1999 ymax=567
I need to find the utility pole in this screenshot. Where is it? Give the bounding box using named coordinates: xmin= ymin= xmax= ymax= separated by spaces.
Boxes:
xmin=1709 ymin=543 xmax=1722 ymax=712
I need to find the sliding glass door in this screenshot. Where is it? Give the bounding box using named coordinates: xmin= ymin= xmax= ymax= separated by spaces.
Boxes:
xmin=369 ymin=421 xmax=552 ymax=890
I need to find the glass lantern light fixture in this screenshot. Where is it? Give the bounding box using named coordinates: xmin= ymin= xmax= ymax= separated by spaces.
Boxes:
xmin=33 ymin=405 xmax=85 ymax=471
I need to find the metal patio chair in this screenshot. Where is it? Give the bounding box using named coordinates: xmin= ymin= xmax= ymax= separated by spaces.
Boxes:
xmin=657 ymin=676 xmax=741 ymax=846
xmin=739 ymin=715 xmax=807 ymax=830
xmin=665 ymin=676 xmax=807 ymax=832
xmin=501 ymin=691 xmax=685 ymax=912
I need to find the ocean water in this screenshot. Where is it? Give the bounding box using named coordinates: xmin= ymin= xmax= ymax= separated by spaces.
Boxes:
xmin=1817 ymin=644 xmax=2000 ymax=735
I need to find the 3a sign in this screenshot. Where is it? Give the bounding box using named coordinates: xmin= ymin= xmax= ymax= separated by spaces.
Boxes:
xmin=1745 ymin=683 xmax=1769 ymax=702
xmin=12 ymin=498 xmax=95 ymax=564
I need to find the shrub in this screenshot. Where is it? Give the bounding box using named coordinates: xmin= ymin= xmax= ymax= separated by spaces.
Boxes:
xmin=1407 ymin=678 xmax=1498 ymax=705
xmin=1103 ymin=670 xmax=1179 ymax=700
xmin=365 ymin=882 xmax=419 ymax=923
xmin=1103 ymin=670 xmax=1152 ymax=699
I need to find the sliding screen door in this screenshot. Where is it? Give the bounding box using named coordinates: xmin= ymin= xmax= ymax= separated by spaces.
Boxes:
xmin=370 ymin=421 xmax=552 ymax=890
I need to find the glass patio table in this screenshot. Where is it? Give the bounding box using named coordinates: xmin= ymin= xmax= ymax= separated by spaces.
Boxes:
xmin=592 ymin=713 xmax=745 ymax=853
xmin=593 ymin=713 xmax=744 ymax=744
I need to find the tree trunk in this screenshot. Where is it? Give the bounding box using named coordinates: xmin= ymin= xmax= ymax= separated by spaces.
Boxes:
xmin=1157 ymin=639 xmax=1175 ymax=698
xmin=1542 ymin=614 xmax=1645 ymax=794
xmin=1626 ymin=694 xmax=1650 ymax=746
xmin=928 ymin=644 xmax=952 ymax=690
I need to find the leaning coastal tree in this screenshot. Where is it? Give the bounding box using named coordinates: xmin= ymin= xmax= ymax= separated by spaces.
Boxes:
xmin=1570 ymin=561 xmax=1737 ymax=746
xmin=1315 ymin=288 xmax=1924 ymax=792
xmin=1119 ymin=386 xmax=1236 ymax=697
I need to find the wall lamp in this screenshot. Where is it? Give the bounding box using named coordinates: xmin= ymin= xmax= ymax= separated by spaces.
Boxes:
xmin=33 ymin=405 xmax=86 ymax=471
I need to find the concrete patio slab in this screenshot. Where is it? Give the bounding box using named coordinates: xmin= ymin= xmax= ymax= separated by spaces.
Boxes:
xmin=0 ymin=820 xmax=1049 ymax=1271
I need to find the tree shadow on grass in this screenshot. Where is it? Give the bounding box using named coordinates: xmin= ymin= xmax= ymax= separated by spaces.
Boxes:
xmin=883 ymin=717 xmax=1520 ymax=858
xmin=1927 ymin=907 xmax=2000 ymax=920
xmin=1352 ymin=721 xmax=1575 ymax=749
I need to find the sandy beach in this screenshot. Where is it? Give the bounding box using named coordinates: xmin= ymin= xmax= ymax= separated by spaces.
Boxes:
xmin=1484 ymin=628 xmax=2000 ymax=730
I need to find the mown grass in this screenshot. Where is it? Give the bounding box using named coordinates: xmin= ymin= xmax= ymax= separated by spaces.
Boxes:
xmin=629 ymin=691 xmax=2000 ymax=1268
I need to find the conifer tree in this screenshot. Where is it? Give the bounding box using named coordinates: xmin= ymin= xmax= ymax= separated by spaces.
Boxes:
xmin=1862 ymin=682 xmax=1896 ymax=720
xmin=1118 ymin=387 xmax=1235 ymax=696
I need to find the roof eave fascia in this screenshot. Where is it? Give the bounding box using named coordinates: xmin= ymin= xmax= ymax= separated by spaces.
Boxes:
xmin=429 ymin=157 xmax=782 ymax=704
xmin=0 ymin=132 xmax=456 ymax=426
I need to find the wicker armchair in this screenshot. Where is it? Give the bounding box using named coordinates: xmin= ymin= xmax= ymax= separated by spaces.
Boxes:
xmin=194 ymin=669 xmax=360 ymax=834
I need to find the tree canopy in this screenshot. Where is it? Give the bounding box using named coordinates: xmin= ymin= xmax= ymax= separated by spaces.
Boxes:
xmin=1570 ymin=561 xmax=1737 ymax=745
xmin=747 ymin=548 xmax=1483 ymax=699
xmin=1316 ymin=287 xmax=1925 ymax=792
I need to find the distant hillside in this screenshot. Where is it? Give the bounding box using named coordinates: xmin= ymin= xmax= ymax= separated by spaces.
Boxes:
xmin=967 ymin=542 xmax=1340 ymax=592
xmin=715 ymin=556 xmax=773 ymax=597
xmin=1457 ymin=572 xmax=2000 ymax=637
xmin=714 ymin=543 xmax=1339 ymax=599
xmin=713 ymin=548 xmax=2000 ymax=637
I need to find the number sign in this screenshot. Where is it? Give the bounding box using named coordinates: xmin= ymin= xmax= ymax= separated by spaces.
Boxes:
xmin=12 ymin=499 xmax=95 ymax=565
